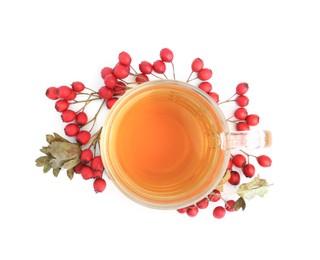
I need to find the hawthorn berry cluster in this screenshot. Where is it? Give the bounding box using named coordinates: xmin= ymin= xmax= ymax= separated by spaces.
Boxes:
xmin=41 ymin=48 xmax=272 ymax=219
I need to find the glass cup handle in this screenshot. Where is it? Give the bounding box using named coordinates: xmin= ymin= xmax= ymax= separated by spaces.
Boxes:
xmin=227 ymin=130 xmax=272 ymax=149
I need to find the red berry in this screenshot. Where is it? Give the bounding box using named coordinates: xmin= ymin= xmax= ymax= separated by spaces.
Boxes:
xmin=64 ymin=123 xmax=80 ymax=136
xmin=234 ymin=107 xmax=248 ymax=120
xmin=153 ymin=60 xmax=166 ymax=74
xmin=243 ymin=164 xmax=255 ymax=178
xmin=225 ymin=200 xmax=235 ymax=212
xmin=135 ymin=74 xmax=149 ymax=83
xmin=46 ymin=87 xmax=58 ymax=100
xmin=61 ymin=110 xmax=76 ymax=122
xmin=208 ymin=189 xmax=221 ymax=202
xmin=177 ymin=208 xmax=188 ymax=214
xmin=91 ymin=156 xmax=104 ymax=171
xmin=71 ymin=81 xmax=85 ymax=92
xmin=107 ymin=97 xmax=118 ymax=109
xmin=65 ymin=91 xmax=76 ymax=101
xmin=257 ymin=155 xmax=272 ymax=167
xmin=101 ymin=67 xmax=113 ymax=79
xmin=246 ymin=114 xmax=260 ymax=126
xmin=191 ymin=58 xmax=204 ymax=72
xmin=98 ymin=86 xmax=113 ymax=100
xmin=160 ymin=48 xmax=174 ymax=62
xmin=104 ymin=74 xmax=118 ymax=88
xmin=139 ymin=61 xmax=153 ymax=74
xmin=118 ymin=51 xmax=132 ymax=66
xmin=236 ymin=95 xmax=249 ymax=107
xmin=236 ymin=82 xmax=249 ymax=95
xmin=213 ymin=206 xmax=226 ymax=219
xmin=57 ymin=86 xmax=72 ymax=99
xmin=236 ymin=122 xmax=250 ymax=131
xmin=76 ymin=112 xmax=88 ymax=125
xmin=196 ymin=198 xmax=209 ymax=209
xmin=198 ymin=82 xmax=212 ymax=93
xmin=93 ymin=178 xmax=107 ymax=193
xmin=55 ymin=99 xmax=69 ymax=112
xmin=208 ymin=92 xmax=219 ymax=103
xmin=114 ymin=82 xmax=127 ymax=96
xmin=92 ymin=170 xmax=103 ymax=178
xmin=198 ymin=68 xmax=212 ymax=80
xmin=113 ymin=62 xmax=130 ymax=79
xmin=80 ymin=149 xmax=93 ymax=164
xmin=80 ymin=165 xmax=94 ymax=180
xmin=227 ymin=158 xmax=233 ymax=170
xmin=76 ymin=131 xmax=91 ymax=145
xmin=228 ymin=171 xmax=241 ymax=185
xmin=186 ymin=206 xmax=199 ymax=217
xmin=73 ymin=162 xmax=84 ymax=174
xmin=232 ymin=154 xmax=246 ymax=167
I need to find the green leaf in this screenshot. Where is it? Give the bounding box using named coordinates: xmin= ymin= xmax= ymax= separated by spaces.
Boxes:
xmin=47 ymin=142 xmax=81 ymax=161
xmin=67 ymin=169 xmax=74 ymax=180
xmin=237 ymin=176 xmax=271 ymax=200
xmin=52 ymin=168 xmax=61 ymax=177
xmin=62 ymin=157 xmax=80 ymax=170
xmin=233 ymin=197 xmax=246 ymax=211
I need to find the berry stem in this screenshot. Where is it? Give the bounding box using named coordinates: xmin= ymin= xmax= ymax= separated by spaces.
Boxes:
xmin=218 ymin=94 xmax=237 ymax=105
xmin=70 ymin=97 xmax=101 ymax=104
xmin=86 ymin=100 xmax=106 ymax=132
xmin=186 ymin=71 xmax=193 ymax=82
xmin=85 ymin=86 xmax=98 ymax=93
xmin=130 ymin=65 xmax=138 ymax=75
xmin=171 ymin=62 xmax=176 ymax=80
xmin=151 ymin=73 xmax=165 ymax=80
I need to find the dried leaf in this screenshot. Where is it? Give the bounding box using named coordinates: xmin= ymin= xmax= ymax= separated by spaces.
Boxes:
xmin=43 ymin=163 xmax=52 ymax=173
xmin=53 ymin=132 xmax=69 ymax=143
xmin=237 ymin=176 xmax=270 ymax=200
xmin=52 ymin=168 xmax=61 ymax=177
xmin=46 ymin=134 xmax=56 ymax=144
xmin=62 ymin=157 xmax=80 ymax=170
xmin=47 ymin=142 xmax=81 ymax=161
xmin=233 ymin=197 xmax=246 ymax=211
xmin=216 ymin=169 xmax=231 ymax=192
xmin=67 ymin=169 xmax=74 ymax=180
xmin=35 ymin=156 xmax=50 ymax=166
xmin=40 ymin=147 xmax=51 ymax=155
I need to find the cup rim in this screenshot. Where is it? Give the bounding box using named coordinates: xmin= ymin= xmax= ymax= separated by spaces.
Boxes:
xmin=100 ymin=79 xmax=231 ymax=209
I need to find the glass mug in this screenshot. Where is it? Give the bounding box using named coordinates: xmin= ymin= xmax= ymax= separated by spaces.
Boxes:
xmin=100 ymin=80 xmax=271 ymax=209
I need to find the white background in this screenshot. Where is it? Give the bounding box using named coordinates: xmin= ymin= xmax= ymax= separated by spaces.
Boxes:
xmin=1 ymin=0 xmax=319 ymax=259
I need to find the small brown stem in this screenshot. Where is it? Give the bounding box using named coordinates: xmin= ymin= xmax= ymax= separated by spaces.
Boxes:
xmin=130 ymin=65 xmax=138 ymax=74
xmin=171 ymin=62 xmax=176 ymax=80
xmin=87 ymin=100 xmax=106 ymax=132
xmin=85 ymin=87 xmax=98 ymax=93
xmin=187 ymin=76 xmax=198 ymax=82
xmin=71 ymin=97 xmax=101 ymax=104
xmin=186 ymin=71 xmax=193 ymax=82
xmin=151 ymin=73 xmax=165 ymax=80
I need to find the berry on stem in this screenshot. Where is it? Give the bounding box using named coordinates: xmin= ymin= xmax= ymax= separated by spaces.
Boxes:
xmin=177 ymin=208 xmax=188 ymax=214
xmin=236 ymin=122 xmax=250 ymax=131
xmin=71 ymin=81 xmax=85 ymax=92
xmin=213 ymin=206 xmax=226 ymax=219
xmin=208 ymin=92 xmax=219 ymax=103
xmin=107 ymin=97 xmax=118 ymax=109
xmin=55 ymin=99 xmax=69 ymax=112
xmin=46 ymin=87 xmax=58 ymax=100
xmin=101 ymin=67 xmax=113 ymax=79
xmin=61 ymin=110 xmax=76 ymax=122
xmin=64 ymin=123 xmax=80 ymax=136
xmin=80 ymin=149 xmax=93 ymax=164
xmin=243 ymin=164 xmax=255 ymax=178
xmin=93 ymin=178 xmax=107 ymax=193
xmin=57 ymin=86 xmax=73 ymax=99
xmin=135 ymin=74 xmax=149 ymax=83
xmin=139 ymin=61 xmax=153 ymax=74
xmin=198 ymin=82 xmax=212 ymax=93
xmin=228 ymin=171 xmax=241 ymax=185
xmin=225 ymin=200 xmax=235 ymax=212
xmin=257 ymin=155 xmax=272 ymax=167
xmin=236 ymin=82 xmax=249 ymax=95
xmin=153 ymin=60 xmax=166 ymax=74
xmin=98 ymin=86 xmax=113 ymax=100
xmin=76 ymin=131 xmax=91 ymax=145
xmin=113 ymin=82 xmax=126 ymax=96
xmin=113 ymin=63 xmax=130 ymax=79
xmin=118 ymin=51 xmax=132 ymax=66
xmin=73 ymin=162 xmax=84 ymax=174
xmin=160 ymin=48 xmax=174 ymax=62
xmin=198 ymin=68 xmax=212 ymax=81
xmin=234 ymin=108 xmax=248 ymax=120
xmin=196 ymin=198 xmax=209 ymax=209
xmin=236 ymin=95 xmax=249 ymax=107
xmin=232 ymin=154 xmax=246 ymax=168
xmin=91 ymin=156 xmax=104 ymax=171
xmin=80 ymin=165 xmax=94 ymax=180
xmin=208 ymin=189 xmax=221 ymax=202
xmin=191 ymin=58 xmax=204 ymax=72
xmin=104 ymin=74 xmax=118 ymax=88
xmin=246 ymin=114 xmax=260 ymax=126
xmin=186 ymin=206 xmax=199 ymax=217
xmin=76 ymin=112 xmax=88 ymax=125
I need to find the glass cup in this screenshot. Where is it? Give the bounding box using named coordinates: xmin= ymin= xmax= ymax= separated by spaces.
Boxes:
xmin=100 ymin=80 xmax=271 ymax=209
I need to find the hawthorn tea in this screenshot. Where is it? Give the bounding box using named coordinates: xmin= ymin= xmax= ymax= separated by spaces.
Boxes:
xmin=101 ymin=81 xmax=227 ymax=208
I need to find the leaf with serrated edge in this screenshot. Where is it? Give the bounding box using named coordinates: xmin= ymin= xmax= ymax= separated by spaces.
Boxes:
xmin=53 ymin=132 xmax=69 ymax=143
xmin=237 ymin=176 xmax=270 ymax=200
xmin=46 ymin=134 xmax=55 ymax=144
xmin=52 ymin=168 xmax=61 ymax=177
xmin=35 ymin=156 xmax=50 ymax=167
xmin=40 ymin=147 xmax=51 ymax=155
xmin=233 ymin=197 xmax=246 ymax=211
xmin=48 ymin=142 xmax=81 ymax=161
xmin=62 ymin=157 xmax=80 ymax=170
xmin=43 ymin=164 xmax=52 ymax=173
xmin=67 ymin=169 xmax=74 ymax=180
